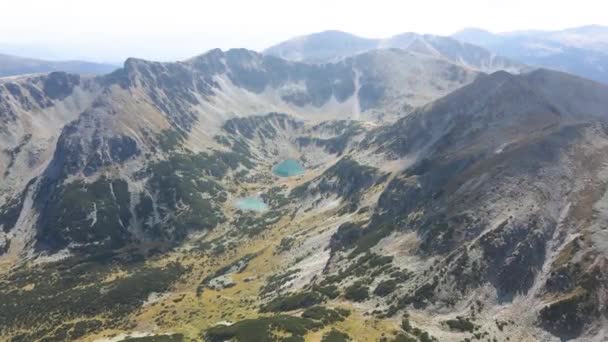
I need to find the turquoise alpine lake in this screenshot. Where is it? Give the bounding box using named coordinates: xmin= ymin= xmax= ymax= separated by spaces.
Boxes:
xmin=272 ymin=159 xmax=305 ymax=177
xmin=234 ymin=197 xmax=268 ymax=212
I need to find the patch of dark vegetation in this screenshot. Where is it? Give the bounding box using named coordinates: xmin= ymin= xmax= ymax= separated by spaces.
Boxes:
xmin=107 ymin=135 xmax=140 ymax=165
xmin=495 ymin=319 xmax=509 ymax=332
xmin=139 ymin=152 xmax=235 ymax=240
xmin=406 ymin=158 xmax=433 ymax=176
xmin=157 ymin=129 xmax=186 ymax=152
xmin=400 ymin=281 xmax=438 ymax=309
xmin=291 ymin=157 xmax=383 ymax=212
xmin=222 ymin=113 xmax=303 ymax=140
xmin=231 ymin=209 xmax=285 ymax=238
xmin=230 ymin=137 xmax=253 ymax=158
xmin=399 ymin=314 xmax=436 ymax=342
xmin=261 ymin=291 xmax=325 ymax=312
xmin=390 ymin=269 xmax=413 ymax=282
xmin=322 ymin=328 xmax=351 ymax=342
xmin=329 ymin=222 xmax=364 ymax=253
xmin=0 ymin=238 xmax=9 ymax=255
xmin=0 ymin=257 xmax=185 ymax=340
xmin=385 ymin=280 xmax=439 ymax=316
xmin=276 ymin=236 xmax=296 ymax=254
xmin=418 ymin=219 xmax=456 ymax=254
xmin=0 ymin=184 xmax=29 ymax=233
xmin=260 ymin=269 xmax=301 ymax=296
xmin=301 ymin=306 xmax=350 ymax=324
xmin=539 ymin=287 xmax=597 ymax=339
xmin=122 ymin=334 xmax=184 ymax=342
xmin=312 ymin=284 xmax=340 ymax=299
xmin=296 ymin=121 xmax=363 ymax=155
xmin=320 ymin=252 xmax=394 ymax=287
xmin=329 ymin=221 xmax=394 ymax=258
xmin=262 ymin=186 xmax=291 ymax=208
xmin=214 ymin=134 xmax=232 ymax=147
xmin=197 ymin=253 xmax=257 ymax=296
xmin=40 ymin=124 xmax=254 ymax=253
xmin=348 ymin=224 xmax=394 ymax=257
xmin=204 ymin=314 xmax=322 ymax=342
xmin=544 ymin=237 xmax=585 ymax=294
xmin=444 ymin=316 xmax=476 ymax=332
xmin=447 ymin=249 xmax=484 ymax=294
xmin=33 ymin=319 xmax=104 ymax=341
xmin=479 ymin=219 xmax=548 ymax=296
xmin=344 ymin=281 xmax=369 ymax=302
xmin=213 ymin=135 xmax=253 ymax=164
xmin=365 ymin=181 xmax=429 ymax=246
xmin=390 ymin=333 xmax=418 ymax=342
xmin=36 ymin=176 xmax=132 ymax=253
xmin=68 ymin=319 xmax=104 ymax=340
xmin=374 ymin=279 xmax=397 ymax=297
xmin=154 ymin=149 xmax=253 ymax=180
xmin=401 ymin=315 xmax=413 ymax=332
xmin=418 ymin=332 xmax=435 ymax=342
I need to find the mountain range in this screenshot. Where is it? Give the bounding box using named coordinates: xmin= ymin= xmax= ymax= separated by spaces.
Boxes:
xmin=4 ymin=25 xmax=608 ymax=85
xmin=0 ymin=53 xmax=118 ymax=77
xmin=0 ymin=27 xmax=607 ymax=342
xmin=453 ymin=25 xmax=608 ymax=83
xmin=265 ymin=27 xmax=608 ymax=85
xmin=264 ymin=30 xmax=525 ymax=74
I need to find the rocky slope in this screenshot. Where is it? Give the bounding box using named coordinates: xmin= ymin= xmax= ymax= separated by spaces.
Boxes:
xmin=0 ymin=45 xmax=607 ymax=342
xmin=355 ymin=69 xmax=608 ymax=340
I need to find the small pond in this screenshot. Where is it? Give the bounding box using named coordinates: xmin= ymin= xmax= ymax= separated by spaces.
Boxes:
xmin=272 ymin=158 xmax=305 ymax=177
xmin=234 ymin=197 xmax=268 ymax=212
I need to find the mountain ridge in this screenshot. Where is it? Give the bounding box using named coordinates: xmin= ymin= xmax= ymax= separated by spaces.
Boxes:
xmin=264 ymin=30 xmax=525 ymax=74
xmin=0 ymin=53 xmax=119 ymax=77
xmin=453 ymin=25 xmax=608 ymax=83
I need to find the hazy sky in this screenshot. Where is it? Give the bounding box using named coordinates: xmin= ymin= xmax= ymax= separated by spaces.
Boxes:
xmin=1 ymin=0 xmax=607 ymax=63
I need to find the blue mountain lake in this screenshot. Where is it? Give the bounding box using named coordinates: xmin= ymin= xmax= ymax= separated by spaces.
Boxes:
xmin=272 ymin=159 xmax=305 ymax=177
xmin=234 ymin=197 xmax=268 ymax=212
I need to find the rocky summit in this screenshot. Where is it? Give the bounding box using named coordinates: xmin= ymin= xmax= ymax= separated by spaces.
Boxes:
xmin=0 ymin=30 xmax=607 ymax=342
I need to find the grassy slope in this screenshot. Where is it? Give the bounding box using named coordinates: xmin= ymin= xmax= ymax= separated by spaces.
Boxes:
xmin=81 ymin=170 xmax=398 ymax=341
